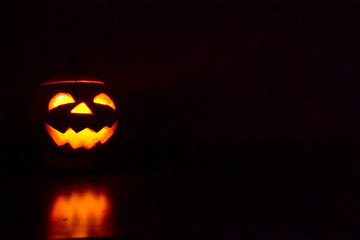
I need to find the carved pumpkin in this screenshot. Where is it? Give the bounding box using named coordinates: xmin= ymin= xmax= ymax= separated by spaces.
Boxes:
xmin=31 ymin=74 xmax=118 ymax=152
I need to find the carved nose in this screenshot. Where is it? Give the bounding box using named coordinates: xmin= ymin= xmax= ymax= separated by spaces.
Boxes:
xmin=71 ymin=102 xmax=93 ymax=114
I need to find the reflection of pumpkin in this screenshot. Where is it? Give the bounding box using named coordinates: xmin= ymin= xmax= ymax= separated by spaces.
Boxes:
xmin=31 ymin=74 xmax=118 ymax=151
xmin=49 ymin=188 xmax=112 ymax=239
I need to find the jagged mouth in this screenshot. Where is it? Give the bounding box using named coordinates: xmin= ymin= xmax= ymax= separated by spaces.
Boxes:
xmin=44 ymin=121 xmax=118 ymax=149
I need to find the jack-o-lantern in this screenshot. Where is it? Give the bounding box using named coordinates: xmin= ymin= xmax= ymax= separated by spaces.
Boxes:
xmin=31 ymin=74 xmax=118 ymax=153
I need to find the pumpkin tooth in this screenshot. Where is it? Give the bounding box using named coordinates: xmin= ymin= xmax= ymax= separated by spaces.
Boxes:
xmin=44 ymin=121 xmax=118 ymax=149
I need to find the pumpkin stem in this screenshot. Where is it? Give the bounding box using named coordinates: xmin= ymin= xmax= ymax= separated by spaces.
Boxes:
xmin=66 ymin=55 xmax=84 ymax=73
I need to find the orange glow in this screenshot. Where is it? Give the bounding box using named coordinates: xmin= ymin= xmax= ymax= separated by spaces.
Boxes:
xmin=93 ymin=93 xmax=116 ymax=110
xmin=49 ymin=189 xmax=112 ymax=239
xmin=41 ymin=80 xmax=105 ymax=85
xmin=44 ymin=121 xmax=118 ymax=149
xmin=48 ymin=93 xmax=75 ymax=111
xmin=71 ymin=102 xmax=93 ymax=114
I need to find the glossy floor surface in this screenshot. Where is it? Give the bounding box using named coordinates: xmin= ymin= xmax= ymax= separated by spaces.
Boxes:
xmin=1 ymin=140 xmax=359 ymax=240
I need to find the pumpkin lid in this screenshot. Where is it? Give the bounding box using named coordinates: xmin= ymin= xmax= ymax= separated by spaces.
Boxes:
xmin=41 ymin=74 xmax=105 ymax=86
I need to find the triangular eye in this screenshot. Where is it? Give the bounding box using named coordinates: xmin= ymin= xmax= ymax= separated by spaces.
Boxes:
xmin=93 ymin=93 xmax=116 ymax=110
xmin=48 ymin=93 xmax=75 ymax=111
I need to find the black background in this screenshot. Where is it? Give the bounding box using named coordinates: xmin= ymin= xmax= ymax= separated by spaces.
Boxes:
xmin=1 ymin=1 xmax=360 ymax=240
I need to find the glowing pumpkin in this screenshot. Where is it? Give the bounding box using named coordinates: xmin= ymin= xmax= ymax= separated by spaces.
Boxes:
xmin=31 ymin=74 xmax=118 ymax=152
